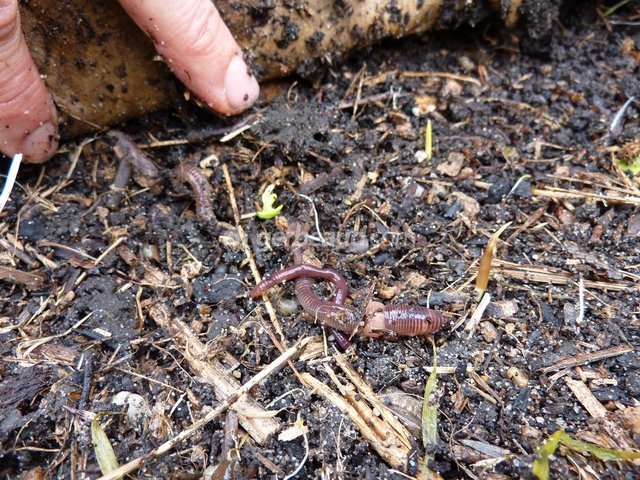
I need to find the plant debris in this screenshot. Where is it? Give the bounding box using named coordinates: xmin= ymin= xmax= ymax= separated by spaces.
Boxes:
xmin=2 ymin=4 xmax=640 ymax=479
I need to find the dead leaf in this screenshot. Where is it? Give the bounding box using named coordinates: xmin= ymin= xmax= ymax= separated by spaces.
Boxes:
xmin=450 ymin=191 xmax=480 ymax=221
xmin=437 ymin=152 xmax=465 ymax=177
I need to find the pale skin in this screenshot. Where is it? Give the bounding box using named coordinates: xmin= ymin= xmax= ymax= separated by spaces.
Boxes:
xmin=0 ymin=0 xmax=260 ymax=164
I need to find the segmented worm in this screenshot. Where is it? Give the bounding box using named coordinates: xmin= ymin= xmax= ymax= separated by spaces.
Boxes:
xmin=252 ymin=263 xmax=451 ymax=339
xmin=173 ymin=162 xmax=215 ymax=224
xmin=251 ymin=264 xmax=359 ymax=335
xmin=290 ymin=253 xmax=352 ymax=348
xmin=250 ymin=264 xmax=348 ymax=301
xmin=294 ymin=276 xmax=353 ymax=349
xmin=293 ymin=276 xmax=360 ymax=334
xmin=361 ymin=301 xmax=452 ymax=338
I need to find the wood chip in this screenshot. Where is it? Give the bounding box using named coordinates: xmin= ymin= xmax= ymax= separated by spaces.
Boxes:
xmin=566 ymin=377 xmax=607 ymax=418
xmin=437 ymin=152 xmax=465 ymax=177
xmin=0 ymin=265 xmax=44 ymax=289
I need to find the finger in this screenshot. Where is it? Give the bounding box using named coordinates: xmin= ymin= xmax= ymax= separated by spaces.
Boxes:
xmin=119 ymin=0 xmax=259 ymax=115
xmin=0 ymin=0 xmax=58 ymax=163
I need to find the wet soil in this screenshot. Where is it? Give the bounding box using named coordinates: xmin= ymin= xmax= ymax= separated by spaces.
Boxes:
xmin=2 ymin=3 xmax=640 ymax=479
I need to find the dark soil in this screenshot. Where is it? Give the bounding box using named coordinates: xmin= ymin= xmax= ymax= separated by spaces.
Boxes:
xmin=2 ymin=3 xmax=640 ymax=479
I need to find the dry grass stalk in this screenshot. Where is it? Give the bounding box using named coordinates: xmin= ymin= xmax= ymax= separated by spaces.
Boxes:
xmin=490 ymin=260 xmax=633 ymax=291
xmin=531 ymin=186 xmax=640 ymax=206
xmin=96 ymin=336 xmax=311 ymax=480
xmin=221 ymin=164 xmax=288 ymax=348
xmin=333 ymin=352 xmax=412 ymax=446
xmin=400 ymin=71 xmax=482 ymax=86
xmin=541 ymin=344 xmax=633 ymax=373
xmin=148 ymin=303 xmax=280 ymax=444
xmin=299 ymin=371 xmax=413 ymax=470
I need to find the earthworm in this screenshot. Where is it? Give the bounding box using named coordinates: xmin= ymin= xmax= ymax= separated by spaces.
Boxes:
xmin=252 ymin=262 xmax=451 ymax=339
xmin=250 ymin=264 xmax=349 ymax=301
xmin=293 ymin=276 xmax=361 ymax=335
xmin=173 ymin=162 xmax=215 ymax=224
xmin=252 ymin=256 xmax=354 ymax=347
xmin=251 ymin=264 xmax=360 ymax=335
xmin=361 ymin=302 xmax=452 ymax=338
xmin=294 ymin=276 xmax=353 ymax=349
xmin=107 ymin=131 xmax=162 ymax=210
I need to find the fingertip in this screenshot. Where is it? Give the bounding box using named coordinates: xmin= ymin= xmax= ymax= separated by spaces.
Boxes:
xmin=21 ymin=120 xmax=59 ymax=164
xmin=223 ymin=54 xmax=260 ymax=114
xmin=120 ymin=0 xmax=260 ymax=116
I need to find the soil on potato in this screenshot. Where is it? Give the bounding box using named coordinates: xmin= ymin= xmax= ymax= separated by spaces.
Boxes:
xmin=2 ymin=3 xmax=640 ymax=479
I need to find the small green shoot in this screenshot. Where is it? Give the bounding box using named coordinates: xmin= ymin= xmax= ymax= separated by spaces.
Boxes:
xmin=256 ymin=184 xmax=283 ymax=219
xmin=425 ymin=119 xmax=433 ymax=162
xmin=533 ymin=429 xmax=640 ymax=480
xmin=616 ymin=155 xmax=640 ymax=176
xmin=91 ymin=413 xmax=121 ymax=479
xmin=507 ymin=174 xmax=531 ymax=197
xmin=421 ymin=339 xmax=438 ymax=479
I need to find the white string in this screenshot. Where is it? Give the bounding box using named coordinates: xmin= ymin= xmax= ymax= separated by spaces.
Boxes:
xmin=0 ymin=153 xmax=22 ymax=214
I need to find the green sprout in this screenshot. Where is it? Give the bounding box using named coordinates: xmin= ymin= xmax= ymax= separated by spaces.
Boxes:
xmin=616 ymin=155 xmax=640 ymax=175
xmin=421 ymin=339 xmax=438 ymax=478
xmin=256 ymin=184 xmax=283 ymax=219
xmin=533 ymin=429 xmax=640 ymax=480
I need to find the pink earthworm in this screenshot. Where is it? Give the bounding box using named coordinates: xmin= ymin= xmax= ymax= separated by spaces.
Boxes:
xmin=250 ymin=264 xmax=349 ymax=301
xmin=251 ymin=263 xmax=451 ymax=339
xmin=250 ymin=264 xmax=360 ymax=335
xmin=360 ymin=302 xmax=452 ymax=338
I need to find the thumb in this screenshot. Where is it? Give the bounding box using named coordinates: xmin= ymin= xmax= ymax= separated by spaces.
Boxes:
xmin=0 ymin=0 xmax=58 ymax=163
xmin=119 ymin=0 xmax=259 ymax=115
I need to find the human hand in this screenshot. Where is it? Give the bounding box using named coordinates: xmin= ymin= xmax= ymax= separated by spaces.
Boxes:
xmin=0 ymin=0 xmax=260 ymax=164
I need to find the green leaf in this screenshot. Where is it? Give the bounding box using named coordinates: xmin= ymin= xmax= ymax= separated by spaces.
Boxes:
xmin=532 ymin=430 xmax=563 ymax=480
xmin=533 ymin=429 xmax=640 ymax=480
xmin=421 ymin=339 xmax=439 ymax=478
xmin=559 ymin=433 xmax=640 ymax=461
xmin=422 ymin=340 xmax=438 ymax=448
xmin=256 ymin=184 xmax=283 ymax=219
xmin=91 ymin=414 xmax=121 ymax=478
xmin=616 ymin=155 xmax=640 ymax=175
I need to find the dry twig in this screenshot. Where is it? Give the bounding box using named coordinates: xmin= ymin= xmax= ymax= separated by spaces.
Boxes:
xmin=148 ymin=303 xmax=280 ymax=444
xmin=221 ymin=164 xmax=287 ymax=347
xmin=541 ymin=344 xmax=633 ymax=373
xmin=96 ymin=337 xmax=310 ymax=480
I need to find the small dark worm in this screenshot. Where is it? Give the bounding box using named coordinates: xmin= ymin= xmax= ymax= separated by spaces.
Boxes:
xmin=173 ymin=162 xmax=215 ymax=224
xmin=361 ymin=301 xmax=452 ymax=338
xmin=108 ymin=131 xmax=162 ymax=203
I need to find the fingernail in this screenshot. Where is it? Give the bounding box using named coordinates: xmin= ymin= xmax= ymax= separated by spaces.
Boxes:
xmin=22 ymin=121 xmax=59 ymax=163
xmin=224 ymin=55 xmax=260 ymax=112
